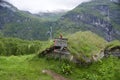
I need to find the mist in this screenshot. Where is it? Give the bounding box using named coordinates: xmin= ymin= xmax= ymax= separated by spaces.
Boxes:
xmin=5 ymin=0 xmax=91 ymax=13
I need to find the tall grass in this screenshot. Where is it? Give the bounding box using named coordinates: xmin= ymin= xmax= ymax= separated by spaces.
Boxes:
xmin=0 ymin=54 xmax=119 ymax=80
xmin=0 ymin=37 xmax=52 ymax=56
xmin=67 ymin=31 xmax=107 ymax=58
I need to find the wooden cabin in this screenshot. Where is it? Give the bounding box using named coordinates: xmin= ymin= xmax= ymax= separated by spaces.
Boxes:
xmin=39 ymin=36 xmax=69 ymax=58
xmin=54 ymin=38 xmax=68 ymax=54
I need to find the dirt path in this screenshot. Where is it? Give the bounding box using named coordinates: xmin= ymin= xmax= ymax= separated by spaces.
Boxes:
xmin=42 ymin=70 xmax=70 ymax=80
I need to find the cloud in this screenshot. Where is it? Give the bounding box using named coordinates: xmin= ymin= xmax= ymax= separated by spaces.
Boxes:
xmin=6 ymin=0 xmax=91 ymax=13
xmin=0 ymin=0 xmax=4 ymax=2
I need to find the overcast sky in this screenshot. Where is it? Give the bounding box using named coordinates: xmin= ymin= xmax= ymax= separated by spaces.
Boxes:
xmin=6 ymin=0 xmax=91 ymax=13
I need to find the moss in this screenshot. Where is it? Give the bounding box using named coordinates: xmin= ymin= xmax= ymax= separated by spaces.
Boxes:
xmin=67 ymin=31 xmax=107 ymax=59
xmin=106 ymin=40 xmax=120 ymax=50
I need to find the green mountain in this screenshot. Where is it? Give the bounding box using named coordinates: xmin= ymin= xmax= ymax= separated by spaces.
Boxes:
xmin=0 ymin=0 xmax=120 ymax=41
xmin=35 ymin=11 xmax=66 ymax=21
xmin=0 ymin=1 xmax=64 ymax=40
xmin=54 ymin=0 xmax=120 ymax=41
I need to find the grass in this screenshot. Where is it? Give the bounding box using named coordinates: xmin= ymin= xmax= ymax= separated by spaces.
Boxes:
xmin=0 ymin=55 xmax=54 ymax=80
xmin=0 ymin=33 xmax=119 ymax=80
xmin=68 ymin=56 xmax=120 ymax=80
xmin=0 ymin=37 xmax=53 ymax=56
xmin=106 ymin=40 xmax=120 ymax=50
xmin=0 ymin=54 xmax=119 ymax=80
xmin=67 ymin=31 xmax=107 ymax=59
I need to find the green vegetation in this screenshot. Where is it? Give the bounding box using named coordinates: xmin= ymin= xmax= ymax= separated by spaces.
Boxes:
xmin=54 ymin=0 xmax=120 ymax=40
xmin=67 ymin=31 xmax=107 ymax=58
xmin=35 ymin=13 xmax=66 ymax=21
xmin=60 ymin=61 xmax=73 ymax=75
xmin=0 ymin=55 xmax=54 ymax=80
xmin=71 ymin=0 xmax=120 ymax=28
xmin=0 ymin=37 xmax=52 ymax=56
xmin=0 ymin=1 xmax=120 ymax=79
xmin=0 ymin=2 xmax=65 ymax=40
xmin=0 ymin=34 xmax=119 ymax=80
xmin=0 ymin=54 xmax=119 ymax=80
xmin=3 ymin=20 xmax=51 ymax=40
xmin=106 ymin=40 xmax=120 ymax=50
xmin=1 ymin=0 xmax=120 ymax=40
xmin=67 ymin=56 xmax=120 ymax=80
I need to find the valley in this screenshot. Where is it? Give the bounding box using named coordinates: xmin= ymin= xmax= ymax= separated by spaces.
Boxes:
xmin=0 ymin=0 xmax=120 ymax=80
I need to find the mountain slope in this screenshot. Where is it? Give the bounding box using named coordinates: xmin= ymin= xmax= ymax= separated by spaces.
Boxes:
xmin=1 ymin=0 xmax=120 ymax=41
xmin=0 ymin=1 xmax=64 ymax=40
xmin=35 ymin=11 xmax=66 ymax=21
xmin=54 ymin=0 xmax=120 ymax=41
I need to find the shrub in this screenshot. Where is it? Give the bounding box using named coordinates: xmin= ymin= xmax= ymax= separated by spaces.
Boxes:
xmin=60 ymin=61 xmax=73 ymax=75
xmin=0 ymin=37 xmax=50 ymax=56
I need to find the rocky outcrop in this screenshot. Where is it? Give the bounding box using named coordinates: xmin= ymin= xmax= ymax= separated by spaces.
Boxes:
xmin=0 ymin=1 xmax=31 ymax=28
xmin=104 ymin=46 xmax=120 ymax=57
xmin=54 ymin=0 xmax=120 ymax=41
xmin=62 ymin=12 xmax=115 ymax=41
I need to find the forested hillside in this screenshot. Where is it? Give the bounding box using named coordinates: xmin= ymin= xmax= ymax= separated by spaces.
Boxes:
xmin=53 ymin=0 xmax=120 ymax=41
xmin=0 ymin=0 xmax=64 ymax=40
xmin=1 ymin=0 xmax=120 ymax=41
